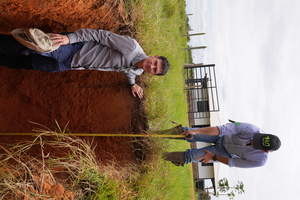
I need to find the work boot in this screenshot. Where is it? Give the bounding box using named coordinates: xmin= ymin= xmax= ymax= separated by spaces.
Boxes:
xmin=163 ymin=151 xmax=185 ymax=167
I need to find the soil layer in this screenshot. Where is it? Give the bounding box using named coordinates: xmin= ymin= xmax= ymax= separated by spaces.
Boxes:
xmin=0 ymin=0 xmax=146 ymax=166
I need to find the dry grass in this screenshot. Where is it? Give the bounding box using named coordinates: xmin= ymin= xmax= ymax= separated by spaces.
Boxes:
xmin=0 ymin=122 xmax=192 ymax=199
xmin=0 ymin=123 xmax=138 ymax=199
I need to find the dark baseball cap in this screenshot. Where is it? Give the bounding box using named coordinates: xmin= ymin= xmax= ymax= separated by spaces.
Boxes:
xmin=253 ymin=133 xmax=281 ymax=151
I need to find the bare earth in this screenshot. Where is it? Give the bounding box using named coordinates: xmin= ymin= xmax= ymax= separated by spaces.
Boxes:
xmin=0 ymin=0 xmax=149 ymax=198
xmin=0 ymin=0 xmax=146 ymax=167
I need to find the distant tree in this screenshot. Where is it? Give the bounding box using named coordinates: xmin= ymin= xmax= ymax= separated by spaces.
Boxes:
xmin=218 ymin=177 xmax=229 ymax=193
xmin=206 ymin=177 xmax=245 ymax=199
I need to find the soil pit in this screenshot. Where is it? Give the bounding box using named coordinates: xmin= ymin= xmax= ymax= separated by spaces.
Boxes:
xmin=0 ymin=0 xmax=147 ymax=167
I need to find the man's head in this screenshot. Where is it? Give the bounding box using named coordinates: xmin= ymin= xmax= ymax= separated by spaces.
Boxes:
xmin=140 ymin=55 xmax=170 ymax=76
xmin=156 ymin=56 xmax=170 ymax=76
xmin=253 ymin=133 xmax=281 ymax=151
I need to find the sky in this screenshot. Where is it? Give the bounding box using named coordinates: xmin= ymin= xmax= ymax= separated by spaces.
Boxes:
xmin=185 ymin=0 xmax=300 ymax=199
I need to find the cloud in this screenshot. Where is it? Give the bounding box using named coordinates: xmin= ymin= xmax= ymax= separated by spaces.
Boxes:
xmin=203 ymin=0 xmax=300 ymax=199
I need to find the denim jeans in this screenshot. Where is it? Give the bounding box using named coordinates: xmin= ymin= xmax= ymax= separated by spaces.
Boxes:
xmin=0 ymin=33 xmax=83 ymax=72
xmin=183 ymin=127 xmax=231 ymax=164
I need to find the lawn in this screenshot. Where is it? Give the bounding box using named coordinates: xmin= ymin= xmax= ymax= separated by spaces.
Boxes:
xmin=129 ymin=0 xmax=195 ymax=199
xmin=129 ymin=0 xmax=190 ymax=130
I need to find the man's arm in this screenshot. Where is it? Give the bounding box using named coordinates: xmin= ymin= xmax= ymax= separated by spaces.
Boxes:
xmin=218 ymin=122 xmax=262 ymax=137
xmin=181 ymin=127 xmax=220 ymax=137
xmin=67 ymin=29 xmax=136 ymax=53
xmin=51 ymin=29 xmax=137 ymax=53
xmin=200 ymin=150 xmax=267 ymax=168
xmin=198 ymin=150 xmax=229 ymax=165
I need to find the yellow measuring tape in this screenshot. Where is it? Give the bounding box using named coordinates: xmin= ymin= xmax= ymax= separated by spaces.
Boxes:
xmin=0 ymin=133 xmax=186 ymax=138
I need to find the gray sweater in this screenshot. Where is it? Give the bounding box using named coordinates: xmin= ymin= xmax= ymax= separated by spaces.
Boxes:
xmin=68 ymin=29 xmax=148 ymax=85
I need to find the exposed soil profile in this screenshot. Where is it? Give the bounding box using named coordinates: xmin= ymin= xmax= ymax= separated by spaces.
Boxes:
xmin=0 ymin=0 xmax=147 ymax=168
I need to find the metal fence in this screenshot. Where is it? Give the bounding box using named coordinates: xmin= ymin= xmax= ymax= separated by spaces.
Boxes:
xmin=184 ymin=64 xmax=220 ymax=121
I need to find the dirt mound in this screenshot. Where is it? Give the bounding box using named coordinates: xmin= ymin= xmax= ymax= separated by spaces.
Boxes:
xmin=16 ymin=173 xmax=74 ymax=200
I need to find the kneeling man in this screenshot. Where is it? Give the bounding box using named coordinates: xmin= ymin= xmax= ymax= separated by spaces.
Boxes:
xmin=164 ymin=122 xmax=281 ymax=168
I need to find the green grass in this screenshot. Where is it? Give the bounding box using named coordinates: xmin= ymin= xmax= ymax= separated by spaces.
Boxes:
xmin=125 ymin=0 xmax=194 ymax=199
xmin=127 ymin=0 xmax=193 ymax=199
xmin=129 ymin=0 xmax=190 ymax=130
xmin=133 ymin=138 xmax=193 ymax=200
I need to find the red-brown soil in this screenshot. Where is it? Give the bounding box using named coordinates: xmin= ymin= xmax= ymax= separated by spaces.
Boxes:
xmin=0 ymin=0 xmax=147 ymax=167
xmin=0 ymin=0 xmax=149 ymax=198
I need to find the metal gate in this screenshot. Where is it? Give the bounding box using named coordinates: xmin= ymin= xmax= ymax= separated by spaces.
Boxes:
xmin=185 ymin=64 xmax=220 ymax=121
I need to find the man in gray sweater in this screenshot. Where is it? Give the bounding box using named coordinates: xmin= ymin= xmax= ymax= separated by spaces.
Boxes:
xmin=0 ymin=28 xmax=171 ymax=98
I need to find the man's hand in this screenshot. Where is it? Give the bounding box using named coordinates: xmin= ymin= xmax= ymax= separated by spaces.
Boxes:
xmin=131 ymin=84 xmax=143 ymax=98
xmin=180 ymin=130 xmax=196 ymax=137
xmin=50 ymin=34 xmax=70 ymax=46
xmin=198 ymin=150 xmax=214 ymax=163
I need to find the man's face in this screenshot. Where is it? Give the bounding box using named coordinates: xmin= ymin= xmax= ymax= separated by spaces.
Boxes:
xmin=142 ymin=56 xmax=163 ymax=75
